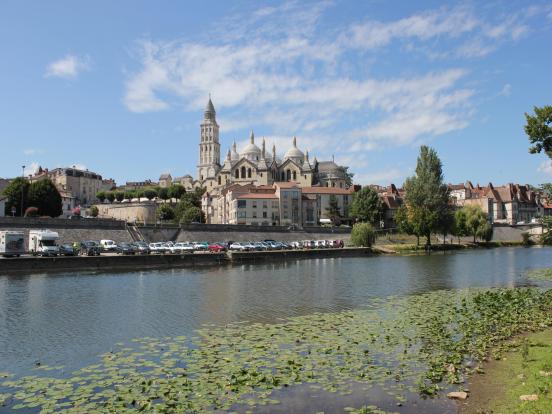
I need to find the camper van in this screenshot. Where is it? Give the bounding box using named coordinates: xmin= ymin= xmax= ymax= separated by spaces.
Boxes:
xmin=0 ymin=231 xmax=25 ymax=257
xmin=28 ymin=230 xmax=60 ymax=256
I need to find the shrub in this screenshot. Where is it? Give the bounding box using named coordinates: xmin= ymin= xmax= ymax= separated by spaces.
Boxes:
xmin=24 ymin=206 xmax=39 ymax=217
xmin=96 ymin=192 xmax=106 ymax=203
xmin=90 ymin=206 xmax=99 ymax=218
xmin=179 ymin=207 xmax=205 ymax=224
xmin=106 ymin=192 xmax=116 ymax=203
xmin=115 ymin=192 xmax=125 ymax=202
xmin=156 ymin=204 xmax=176 ymax=221
xmin=350 ymin=222 xmax=375 ymax=247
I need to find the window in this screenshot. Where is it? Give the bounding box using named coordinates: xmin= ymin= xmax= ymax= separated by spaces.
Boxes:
xmin=272 ymin=201 xmax=279 ymax=208
xmin=292 ymin=171 xmax=296 ymax=180
xmin=286 ymin=169 xmax=291 ymax=181
xmin=263 ymin=201 xmax=267 ymax=208
xmin=252 ymin=201 xmax=257 ymax=208
xmin=238 ymin=211 xmax=246 ymax=218
xmin=218 ymin=176 xmax=221 ymax=185
xmin=241 ymin=166 xmax=246 ymax=178
xmin=263 ymin=211 xmax=267 ymax=218
xmin=237 ymin=200 xmax=246 ymax=208
xmin=252 ymin=212 xmax=257 ymax=218
xmin=235 ymin=169 xmax=239 ymax=178
xmin=247 ymin=168 xmax=252 ymax=178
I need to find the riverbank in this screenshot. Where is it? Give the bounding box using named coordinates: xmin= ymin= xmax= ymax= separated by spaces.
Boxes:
xmin=0 ymin=247 xmax=374 ymax=274
xmin=459 ymin=329 xmax=552 ymax=414
xmin=374 ymin=240 xmax=525 ymax=254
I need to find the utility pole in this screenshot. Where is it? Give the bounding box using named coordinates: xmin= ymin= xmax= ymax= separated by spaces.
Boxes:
xmin=21 ymin=165 xmax=25 ymax=216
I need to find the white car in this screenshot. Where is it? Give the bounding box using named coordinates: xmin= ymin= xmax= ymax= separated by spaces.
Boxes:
xmin=170 ymin=242 xmax=194 ymax=254
xmin=229 ymin=242 xmax=248 ymax=251
xmin=149 ymin=242 xmax=167 ymax=254
xmin=290 ymin=241 xmax=301 ymax=249
xmin=100 ymin=239 xmax=118 ymax=252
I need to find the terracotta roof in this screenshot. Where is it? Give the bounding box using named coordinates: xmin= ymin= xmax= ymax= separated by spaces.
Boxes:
xmin=274 ymin=182 xmax=300 ymax=189
xmin=301 ymin=187 xmax=354 ymax=195
xmin=237 ymin=193 xmax=278 ymax=199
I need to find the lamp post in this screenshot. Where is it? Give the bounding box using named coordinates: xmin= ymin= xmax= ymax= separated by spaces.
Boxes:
xmin=21 ymin=165 xmax=25 ymax=217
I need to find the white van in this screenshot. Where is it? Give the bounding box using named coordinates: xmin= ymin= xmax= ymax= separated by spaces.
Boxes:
xmin=0 ymin=231 xmax=25 ymax=257
xmin=100 ymin=240 xmax=118 ymax=252
xmin=29 ymin=230 xmax=60 ymax=256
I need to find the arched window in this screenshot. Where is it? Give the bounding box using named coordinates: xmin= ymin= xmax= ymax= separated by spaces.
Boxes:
xmin=286 ymin=169 xmax=291 ymax=181
xmin=281 ymin=172 xmax=285 ymax=181
xmin=241 ymin=166 xmax=246 ymax=178
xmin=292 ymin=171 xmax=297 ymax=180
xmin=235 ymin=169 xmax=239 ymax=178
xmin=247 ymin=168 xmax=252 ymax=178
xmin=218 ymin=176 xmax=221 ymax=185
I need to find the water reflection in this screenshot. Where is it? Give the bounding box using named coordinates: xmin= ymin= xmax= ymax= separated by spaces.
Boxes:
xmin=0 ymin=247 xmax=551 ymax=377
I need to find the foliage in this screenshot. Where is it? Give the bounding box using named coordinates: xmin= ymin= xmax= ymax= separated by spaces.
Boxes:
xmin=96 ymin=191 xmax=106 ymax=203
xmin=123 ymin=190 xmax=136 ymax=201
xmin=403 ymin=146 xmax=451 ymax=246
xmin=135 ymin=190 xmax=145 ymax=200
xmin=524 ymin=105 xmax=552 ymax=157
xmin=394 ymin=205 xmax=413 ymax=235
xmin=156 ymin=204 xmax=176 ymax=221
xmin=350 ymin=222 xmax=375 ymax=247
xmin=105 ymin=191 xmax=115 ymax=203
xmin=23 ymin=207 xmax=39 ymax=217
xmin=336 ymin=166 xmax=354 ymax=187
xmin=168 ymin=184 xmax=186 ymax=200
xmin=452 ymin=208 xmax=468 ymax=241
xmin=541 ymin=216 xmax=552 ymax=245
xmin=1 ymin=287 xmax=551 ymax=413
xmin=325 ymin=194 xmax=341 ymax=223
xmin=157 ymin=187 xmax=169 ymax=202
xmin=144 ymin=188 xmax=157 ymax=201
xmin=2 ymin=177 xmax=30 ymax=216
xmin=349 ymin=187 xmax=383 ymax=225
xmin=476 ymin=221 xmax=493 ymax=242
xmin=461 ymin=205 xmax=490 ymax=243
xmin=115 ymin=191 xmax=124 ymax=202
xmin=27 ymin=179 xmax=62 ymax=217
xmin=540 ymin=183 xmax=552 ymax=200
xmin=178 ymin=206 xmax=204 ymax=224
xmin=89 ymin=206 xmax=99 ymax=218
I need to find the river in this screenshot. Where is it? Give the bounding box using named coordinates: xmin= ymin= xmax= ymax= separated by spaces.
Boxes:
xmin=0 ymin=247 xmax=551 ymax=413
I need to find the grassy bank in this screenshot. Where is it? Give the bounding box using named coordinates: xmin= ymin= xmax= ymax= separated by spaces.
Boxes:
xmin=461 ymin=329 xmax=552 ymax=414
xmin=374 ymin=240 xmax=524 ymax=254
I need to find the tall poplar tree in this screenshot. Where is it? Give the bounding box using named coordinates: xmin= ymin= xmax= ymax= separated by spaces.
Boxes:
xmin=403 ymin=146 xmax=450 ymax=247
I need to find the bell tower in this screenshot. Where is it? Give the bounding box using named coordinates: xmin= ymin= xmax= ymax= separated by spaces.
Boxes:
xmin=197 ymin=96 xmax=221 ymax=181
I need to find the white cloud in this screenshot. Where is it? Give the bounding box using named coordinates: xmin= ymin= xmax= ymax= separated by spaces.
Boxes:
xmin=23 ymin=148 xmax=39 ymax=156
xmin=500 ymin=83 xmax=512 ymax=96
xmin=45 ymin=54 xmax=90 ymax=79
xmin=538 ymin=160 xmax=552 ymax=176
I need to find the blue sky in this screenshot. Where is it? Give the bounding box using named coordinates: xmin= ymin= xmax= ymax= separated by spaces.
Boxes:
xmin=1 ymin=0 xmax=551 ymax=187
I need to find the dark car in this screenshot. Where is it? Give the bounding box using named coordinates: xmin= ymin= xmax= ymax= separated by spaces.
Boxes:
xmin=79 ymin=241 xmax=101 ymax=256
xmin=59 ymin=244 xmax=77 ymax=256
xmin=133 ymin=241 xmax=150 ymax=255
xmin=116 ymin=242 xmax=137 ymax=255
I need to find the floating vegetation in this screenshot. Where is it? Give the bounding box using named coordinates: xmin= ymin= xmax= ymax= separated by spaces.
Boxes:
xmin=526 ymin=268 xmax=552 ymax=281
xmin=1 ymin=288 xmax=551 ymax=413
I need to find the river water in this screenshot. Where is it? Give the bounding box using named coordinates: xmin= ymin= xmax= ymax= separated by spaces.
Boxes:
xmin=1 ymin=247 xmax=551 ymax=412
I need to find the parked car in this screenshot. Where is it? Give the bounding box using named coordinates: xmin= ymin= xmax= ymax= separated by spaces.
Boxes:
xmin=290 ymin=241 xmax=301 ymax=249
xmin=170 ymin=242 xmax=194 ymax=254
xmin=100 ymin=239 xmax=118 ymax=252
xmin=117 ymin=242 xmax=137 ymax=255
xmin=59 ymin=244 xmax=77 ymax=256
xmin=229 ymin=242 xmax=248 ymax=251
xmin=133 ymin=241 xmax=151 ymax=254
xmin=193 ymin=241 xmax=209 ymax=251
xmin=208 ymin=242 xmax=227 ymax=253
xmin=149 ymin=242 xmax=167 ymax=254
xmin=80 ymin=241 xmax=101 ymax=256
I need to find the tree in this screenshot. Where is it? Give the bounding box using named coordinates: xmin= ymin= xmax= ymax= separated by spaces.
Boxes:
xmin=453 ymin=208 xmax=468 ymax=243
xmin=438 ymin=207 xmax=455 ymax=245
xmin=540 ymin=183 xmax=552 ymax=200
xmin=541 ymin=216 xmax=552 ymax=245
xmin=325 ymin=195 xmax=341 ymax=223
xmin=96 ymin=191 xmax=106 ymax=203
xmin=524 ymin=105 xmax=552 ymax=157
xmin=179 ymin=206 xmax=205 ymax=224
xmin=349 ymin=187 xmax=383 ymax=225
xmin=463 ymin=205 xmax=489 ymax=243
xmin=124 ymin=190 xmax=136 ymax=201
xmin=403 ymin=146 xmax=450 ymax=247
xmin=156 ymin=204 xmax=176 ymax=221
xmin=168 ymin=184 xmax=186 ymax=200
xmin=476 ymin=221 xmax=493 ymax=242
xmin=106 ymin=191 xmax=116 ymax=203
xmin=135 ymin=190 xmax=145 ymax=200
xmin=89 ymin=205 xmax=99 ymax=217
xmin=350 ymin=222 xmax=374 ymax=247
xmin=144 ymin=188 xmax=157 ymax=201
xmin=115 ymin=191 xmax=125 ymax=202
xmin=27 ymin=179 xmax=62 ymax=217
xmin=2 ymin=177 xmax=30 ymax=216
xmin=336 ymin=166 xmax=354 ymax=187
xmin=158 ymin=187 xmax=169 ymax=203
xmin=394 ymin=204 xmax=417 ymax=244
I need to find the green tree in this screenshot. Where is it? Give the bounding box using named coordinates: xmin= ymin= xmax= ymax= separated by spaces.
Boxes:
xmin=179 ymin=206 xmax=205 ymax=224
xmin=96 ymin=191 xmax=106 ymax=203
xmin=540 ymin=183 xmax=552 ymax=199
xmin=524 ymin=105 xmax=552 ymax=157
xmin=453 ymin=208 xmax=468 ymax=243
xmin=27 ymin=179 xmax=62 ymax=217
xmin=438 ymin=207 xmax=455 ymax=245
xmin=124 ymin=190 xmax=136 ymax=201
xmin=106 ymin=191 xmax=116 ymax=203
xmin=349 ymin=187 xmax=383 ymax=225
xmin=158 ymin=187 xmax=169 ymax=203
xmin=350 ymin=222 xmax=374 ymax=247
xmin=325 ymin=195 xmax=341 ymax=222
xmin=403 ymin=146 xmax=451 ymax=247
xmin=135 ymin=189 xmax=145 ymax=200
xmin=90 ymin=205 xmax=99 ymax=217
xmin=541 ymin=216 xmax=552 ymax=245
xmin=476 ymin=221 xmax=493 ymax=242
xmin=115 ymin=191 xmax=124 ymax=202
xmin=2 ymin=177 xmax=30 ymax=216
xmin=168 ymin=184 xmax=186 ymax=200
xmin=144 ymin=188 xmax=157 ymax=201
xmin=394 ymin=204 xmax=417 ymax=244
xmin=463 ymin=205 xmax=489 ymax=243
xmin=156 ymin=204 xmax=176 ymax=221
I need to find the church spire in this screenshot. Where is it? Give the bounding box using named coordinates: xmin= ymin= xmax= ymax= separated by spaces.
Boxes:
xmin=262 ymin=138 xmax=266 ymax=159
xmin=250 ymin=130 xmax=255 ymax=144
xmin=293 ymin=136 xmax=297 ymax=147
xmin=204 ymin=95 xmax=216 ymax=120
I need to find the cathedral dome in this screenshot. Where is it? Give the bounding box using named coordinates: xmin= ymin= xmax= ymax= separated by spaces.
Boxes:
xmin=241 ymin=131 xmax=261 ymax=161
xmin=284 ymin=136 xmax=304 ymax=162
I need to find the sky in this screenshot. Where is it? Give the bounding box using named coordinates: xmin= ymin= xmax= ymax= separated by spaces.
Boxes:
xmin=1 ymin=0 xmax=551 ymax=187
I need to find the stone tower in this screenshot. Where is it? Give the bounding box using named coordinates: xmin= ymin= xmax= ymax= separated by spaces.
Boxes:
xmin=197 ymin=96 xmax=221 ymax=181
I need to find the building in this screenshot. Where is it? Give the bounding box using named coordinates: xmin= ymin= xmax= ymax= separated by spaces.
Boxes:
xmin=30 ymin=166 xmax=115 ymax=206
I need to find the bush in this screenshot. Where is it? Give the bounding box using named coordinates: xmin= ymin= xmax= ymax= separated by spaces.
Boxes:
xmin=350 ymin=222 xmax=375 ymax=247
xmin=179 ymin=207 xmax=205 ymax=224
xmin=24 ymin=206 xmax=39 ymax=217
xmin=96 ymin=192 xmax=106 ymax=203
xmin=90 ymin=206 xmax=99 ymax=218
xmin=106 ymin=192 xmax=116 ymax=203
xmin=115 ymin=192 xmax=125 ymax=202
xmin=156 ymin=204 xmax=176 ymax=221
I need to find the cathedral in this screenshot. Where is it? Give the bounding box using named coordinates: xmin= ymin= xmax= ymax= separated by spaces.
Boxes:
xmin=193 ymin=97 xmax=349 ymax=192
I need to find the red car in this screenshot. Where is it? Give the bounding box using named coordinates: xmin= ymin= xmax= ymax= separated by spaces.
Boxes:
xmin=208 ymin=243 xmax=227 ymax=253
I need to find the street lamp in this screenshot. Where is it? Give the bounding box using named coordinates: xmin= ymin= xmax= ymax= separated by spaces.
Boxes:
xmin=21 ymin=165 xmax=25 ymax=217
